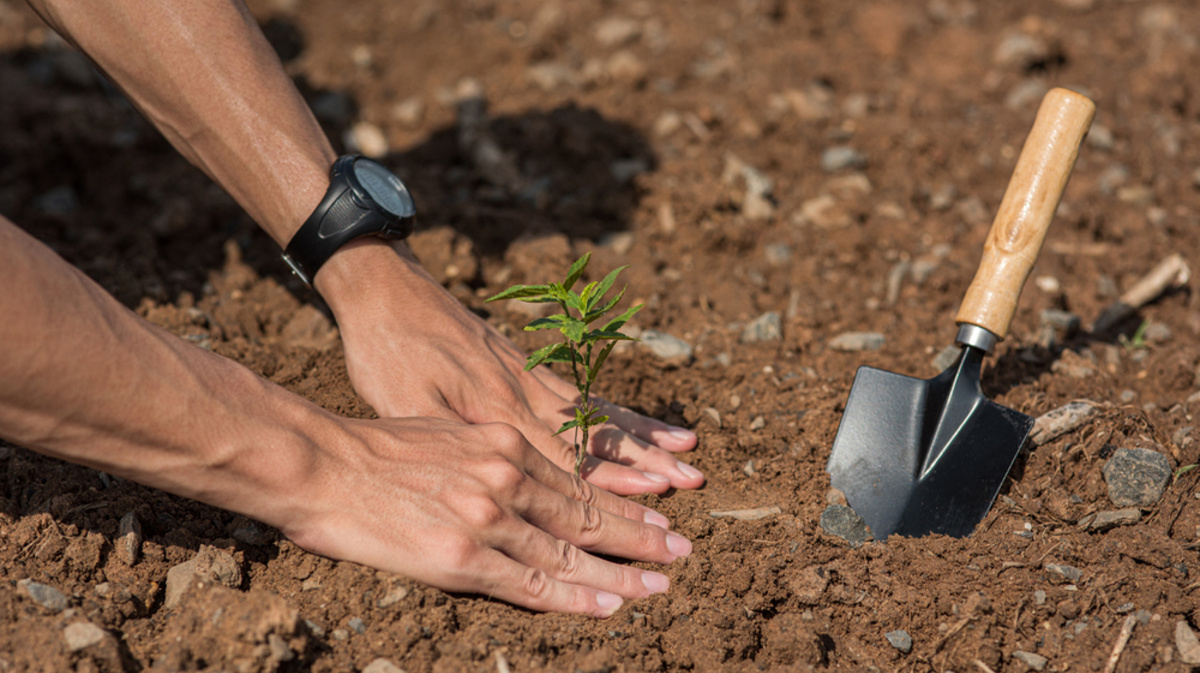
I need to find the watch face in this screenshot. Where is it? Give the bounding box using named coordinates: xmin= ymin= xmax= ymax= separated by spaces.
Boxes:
xmin=353 ymin=159 xmax=415 ymax=218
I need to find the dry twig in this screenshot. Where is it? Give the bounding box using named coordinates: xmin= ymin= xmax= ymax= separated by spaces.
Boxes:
xmin=1102 ymin=615 xmax=1138 ymax=673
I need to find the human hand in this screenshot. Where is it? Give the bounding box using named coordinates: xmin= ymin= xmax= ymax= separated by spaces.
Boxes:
xmin=284 ymin=416 xmax=693 ymax=616
xmin=315 ymin=241 xmax=705 ymax=496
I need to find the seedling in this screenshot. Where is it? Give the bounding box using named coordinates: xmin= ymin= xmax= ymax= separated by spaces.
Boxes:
xmin=486 ymin=253 xmax=642 ymax=476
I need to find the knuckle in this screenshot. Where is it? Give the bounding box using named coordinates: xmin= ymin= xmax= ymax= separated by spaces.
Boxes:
xmin=459 ymin=494 xmax=509 ymax=530
xmin=483 ymin=423 xmax=528 ymax=456
xmin=521 ymin=567 xmax=552 ymax=601
xmin=554 ymin=539 xmax=583 ymax=577
xmin=568 ymin=473 xmax=598 ymax=505
xmin=577 ymin=502 xmax=604 ymax=544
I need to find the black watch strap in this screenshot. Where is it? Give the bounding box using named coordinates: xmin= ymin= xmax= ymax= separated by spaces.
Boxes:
xmin=282 ymin=155 xmax=415 ymax=286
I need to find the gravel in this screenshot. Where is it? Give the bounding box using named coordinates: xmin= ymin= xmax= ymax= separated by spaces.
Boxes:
xmin=740 ymin=312 xmax=782 ymax=343
xmin=117 ymin=512 xmax=142 ymax=566
xmin=18 ymin=579 xmax=68 ymax=612
xmin=885 ymin=629 xmax=912 ymax=653
xmin=1043 ymin=563 xmax=1082 ymax=583
xmin=1103 ymin=447 xmax=1172 ymax=507
xmin=819 ymin=505 xmax=871 ymax=548
xmin=1012 ymin=650 xmax=1049 ymax=671
xmin=828 ymin=331 xmax=885 ymax=352
xmin=820 ymin=146 xmax=867 ymax=172
xmin=63 ymin=622 xmax=108 ymax=652
xmin=638 ymin=330 xmax=693 ymax=367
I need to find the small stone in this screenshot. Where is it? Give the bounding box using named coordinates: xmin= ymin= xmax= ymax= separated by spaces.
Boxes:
xmin=740 ymin=312 xmax=782 ymax=343
xmin=18 ymin=580 xmax=68 ymax=612
xmin=610 ymin=159 xmax=649 ymax=185
xmin=1036 ymin=276 xmax=1062 ymax=294
xmin=116 ymin=512 xmax=142 ymax=566
xmin=654 ymin=111 xmax=682 ymax=137
xmin=885 ymin=630 xmax=912 ymax=654
xmin=331 ymin=628 xmax=349 ymax=641
xmin=797 ymin=194 xmax=850 ymax=229
xmin=1103 ymin=447 xmax=1172 ymax=507
xmin=34 ymin=186 xmax=79 ymax=216
xmin=1040 ymin=308 xmax=1080 ymax=334
xmin=377 ymin=585 xmax=409 ymax=608
xmin=702 ymin=407 xmax=721 ymax=428
xmin=829 ymin=332 xmax=885 ymax=352
xmin=1176 ymin=621 xmax=1200 ymax=665
xmin=764 ymin=243 xmax=791 ymax=267
xmin=304 ymin=619 xmax=326 ymax=637
xmin=1143 ymin=322 xmax=1173 ymax=344
xmin=1084 ymin=508 xmax=1141 ymax=531
xmin=993 ymin=30 xmax=1049 ymax=68
xmin=593 ymin=16 xmax=641 ymax=47
xmin=749 ymin=415 xmax=766 ymax=431
xmin=605 ymin=50 xmax=646 ymax=84
xmin=526 ymin=62 xmax=576 ymax=92
xmin=1117 ymin=185 xmax=1154 ymax=206
xmin=346 ymin=121 xmax=388 ymax=159
xmin=63 ymin=622 xmax=108 ymax=652
xmin=638 ymin=330 xmax=693 ymax=367
xmin=931 ymin=344 xmax=961 ymax=372
xmin=819 ymin=505 xmax=871 ymax=548
xmin=1044 ymin=563 xmax=1083 ymax=583
xmin=1051 ymin=351 xmax=1096 ymax=378
xmin=1088 ymin=123 xmax=1115 ymax=150
xmin=1011 ymin=650 xmax=1048 ymax=671
xmin=390 ymin=97 xmax=425 ymax=128
xmin=362 ymin=658 xmax=406 ymax=673
xmin=599 ymin=231 xmax=636 ymax=256
xmin=1029 ymin=401 xmax=1098 ymax=446
xmin=164 ymin=545 xmax=243 ymax=609
xmin=821 ymin=146 xmax=867 ymax=172
xmin=268 ymin=633 xmax=294 ymax=662
xmin=784 ymin=82 xmax=835 ymax=121
xmin=1034 ymin=590 xmax=1047 ymax=606
xmin=348 ymin=617 xmax=367 ymax=634
xmin=1005 ymin=78 xmax=1049 ymax=110
xmin=1098 ymin=164 xmax=1130 ymax=195
xmin=709 ymin=506 xmax=781 ymax=521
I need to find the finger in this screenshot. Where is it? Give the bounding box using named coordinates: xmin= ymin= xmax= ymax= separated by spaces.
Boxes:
xmin=586 ymin=424 xmax=706 ymax=490
xmin=518 ymin=459 xmax=693 ymax=562
xmin=472 ymin=549 xmax=626 ymax=618
xmin=500 ymin=523 xmax=672 ymax=600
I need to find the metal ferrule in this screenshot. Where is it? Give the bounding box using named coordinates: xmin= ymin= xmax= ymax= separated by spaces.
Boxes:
xmin=955 ymin=323 xmax=998 ymax=354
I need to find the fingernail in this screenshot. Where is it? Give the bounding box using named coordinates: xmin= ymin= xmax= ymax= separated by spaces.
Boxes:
xmin=675 ymin=461 xmax=704 ymax=480
xmin=666 ymin=533 xmax=693 ymax=558
xmin=595 ymin=591 xmax=623 ymax=617
xmin=668 ymin=425 xmax=695 ymax=440
xmin=641 ymin=571 xmax=670 ymax=594
xmin=643 ymin=510 xmax=671 ymax=529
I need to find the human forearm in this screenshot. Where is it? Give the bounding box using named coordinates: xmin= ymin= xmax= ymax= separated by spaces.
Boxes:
xmin=0 ymin=219 xmax=335 ymax=530
xmin=23 ymin=0 xmax=333 ymax=246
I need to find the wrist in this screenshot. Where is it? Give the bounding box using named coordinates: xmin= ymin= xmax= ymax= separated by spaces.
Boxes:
xmin=311 ymin=238 xmax=430 ymax=317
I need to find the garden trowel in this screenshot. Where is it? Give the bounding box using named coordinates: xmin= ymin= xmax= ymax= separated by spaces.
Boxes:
xmin=826 ymin=88 xmax=1095 ymax=539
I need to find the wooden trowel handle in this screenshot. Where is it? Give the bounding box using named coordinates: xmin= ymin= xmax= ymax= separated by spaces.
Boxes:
xmin=955 ymin=88 xmax=1095 ymax=340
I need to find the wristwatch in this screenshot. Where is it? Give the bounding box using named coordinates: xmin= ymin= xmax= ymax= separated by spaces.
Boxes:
xmin=282 ymin=154 xmax=417 ymax=286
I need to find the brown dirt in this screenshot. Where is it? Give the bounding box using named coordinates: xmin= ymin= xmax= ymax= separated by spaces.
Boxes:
xmin=3 ymin=0 xmax=1200 ymax=671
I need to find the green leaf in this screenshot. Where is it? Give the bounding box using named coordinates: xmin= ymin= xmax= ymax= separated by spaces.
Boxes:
xmin=584 ymin=285 xmax=627 ymax=323
xmin=591 ymin=414 xmax=609 ymax=426
xmin=562 ymin=253 xmax=590 ymax=292
xmin=485 ymin=284 xmax=550 ymax=302
xmin=586 ymin=266 xmax=627 ymax=312
xmin=524 ymin=342 xmax=568 ymax=371
xmin=601 ymin=303 xmax=643 ymax=332
xmin=579 ymin=281 xmax=599 ymax=311
xmin=561 ymin=319 xmax=586 ymax=343
xmin=554 ymin=419 xmax=580 ymax=436
xmin=523 ymin=315 xmax=568 ymax=331
xmin=585 ymin=330 xmax=635 ymax=342
xmin=564 ymin=290 xmax=583 ymax=313
xmin=589 ymin=341 xmax=618 ymax=379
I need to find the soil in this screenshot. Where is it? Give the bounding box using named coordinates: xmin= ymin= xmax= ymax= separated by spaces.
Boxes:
xmin=3 ymin=0 xmax=1200 ymax=671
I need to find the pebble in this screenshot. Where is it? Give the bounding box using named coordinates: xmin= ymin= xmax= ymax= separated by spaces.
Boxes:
xmin=526 ymin=62 xmax=576 ymax=92
xmin=740 ymin=312 xmax=782 ymax=343
xmin=819 ymin=505 xmax=872 ymax=548
xmin=599 ymin=231 xmax=636 ymax=256
xmin=63 ymin=622 xmax=108 ymax=652
xmin=593 ymin=16 xmax=641 ymax=47
xmin=1088 ymin=123 xmax=1115 ymax=151
xmin=797 ymin=194 xmax=850 ymax=229
xmin=828 ymin=332 xmax=885 ymax=352
xmin=377 ymin=585 xmax=409 ymax=608
xmin=722 ymin=153 xmax=775 ymax=220
xmin=18 ymin=579 xmax=68 ymax=612
xmin=784 ymin=82 xmax=835 ymax=121
xmin=605 ymin=50 xmax=646 ymax=84
xmin=821 ymin=146 xmax=867 ymax=172
xmin=1117 ymin=184 xmax=1155 ymax=206
xmin=33 ymin=186 xmax=79 ymax=216
xmin=1011 ymin=650 xmax=1048 ymax=671
xmin=1029 ymin=401 xmax=1098 ymax=446
xmin=1006 ymin=79 xmax=1048 ymax=110
xmin=709 ymin=506 xmax=781 ymax=521
xmin=164 ymin=546 xmax=243 ymax=609
xmin=1040 ymin=308 xmax=1080 ymax=335
xmin=348 ymin=617 xmax=367 ymax=634
xmin=1103 ymin=447 xmax=1171 ymax=507
xmin=764 ymin=243 xmax=792 ymax=267
xmin=304 ymin=619 xmax=326 ymax=637
xmin=362 ymin=658 xmax=406 ymax=673
xmin=390 ymin=96 xmax=426 ymax=128
xmin=885 ymin=630 xmax=912 ymax=654
xmin=1082 ymin=507 xmax=1141 ymax=531
xmin=749 ymin=415 xmax=766 ymax=431
xmin=1044 ymin=563 xmax=1083 ymax=583
xmin=1143 ymin=322 xmax=1173 ymax=344
xmin=638 ymin=330 xmax=693 ymax=367
xmin=346 ymin=121 xmax=388 ymax=159
xmin=1034 ymin=590 xmax=1047 ymax=606
xmin=116 ymin=512 xmax=142 ymax=566
xmin=931 ymin=344 xmax=961 ymax=372
xmin=1176 ymin=621 xmax=1200 ymax=665
xmin=993 ymin=30 xmax=1048 ymax=68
